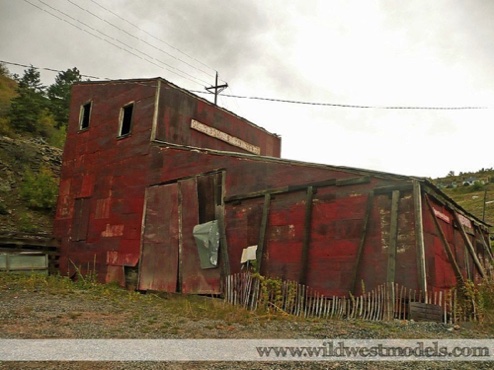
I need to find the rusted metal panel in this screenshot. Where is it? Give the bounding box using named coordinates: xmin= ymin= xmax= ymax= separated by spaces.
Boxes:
xmin=138 ymin=183 xmax=179 ymax=291
xmin=106 ymin=250 xmax=138 ymax=266
xmin=105 ymin=265 xmax=125 ymax=286
xmin=225 ymin=198 xmax=263 ymax=274
xmin=394 ymin=192 xmax=420 ymax=288
xmin=55 ymin=78 xmax=491 ymax=298
xmin=262 ymin=191 xmax=305 ymax=282
xmin=180 ymin=177 xmax=221 ymax=294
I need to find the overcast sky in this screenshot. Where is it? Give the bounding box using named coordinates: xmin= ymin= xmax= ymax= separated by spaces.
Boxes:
xmin=1 ymin=0 xmax=493 ymax=178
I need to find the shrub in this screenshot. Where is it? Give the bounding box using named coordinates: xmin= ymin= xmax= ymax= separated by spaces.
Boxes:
xmin=471 ymin=181 xmax=484 ymax=192
xmin=0 ymin=117 xmax=15 ymax=137
xmin=20 ymin=166 xmax=58 ymax=210
xmin=18 ymin=211 xmax=39 ymax=232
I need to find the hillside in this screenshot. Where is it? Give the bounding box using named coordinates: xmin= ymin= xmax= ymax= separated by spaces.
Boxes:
xmin=433 ymin=170 xmax=494 ymax=227
xmin=0 ymin=135 xmax=61 ymax=235
xmin=0 ymin=72 xmax=17 ymax=117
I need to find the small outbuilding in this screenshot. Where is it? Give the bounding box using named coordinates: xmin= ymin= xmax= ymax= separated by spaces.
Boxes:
xmin=54 ymin=78 xmax=491 ymax=297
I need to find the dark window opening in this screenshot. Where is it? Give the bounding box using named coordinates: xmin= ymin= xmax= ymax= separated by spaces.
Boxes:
xmin=197 ymin=172 xmax=223 ymax=224
xmin=80 ymin=102 xmax=91 ymax=130
xmin=119 ymin=103 xmax=134 ymax=136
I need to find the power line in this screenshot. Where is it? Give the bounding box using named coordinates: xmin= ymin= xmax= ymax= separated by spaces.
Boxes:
xmin=0 ymin=60 xmax=107 ymax=80
xmin=65 ymin=0 xmax=216 ymax=81
xmin=3 ymin=60 xmax=488 ymax=111
xmin=87 ymin=0 xmax=222 ymax=82
xmin=22 ymin=0 xmax=208 ymax=88
xmin=35 ymin=0 xmax=209 ymax=86
xmin=193 ymin=91 xmax=489 ymax=110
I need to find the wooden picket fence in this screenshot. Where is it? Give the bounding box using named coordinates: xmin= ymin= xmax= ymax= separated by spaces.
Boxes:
xmin=223 ymin=273 xmax=468 ymax=323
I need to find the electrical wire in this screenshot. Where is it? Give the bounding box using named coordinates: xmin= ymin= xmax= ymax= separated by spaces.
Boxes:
xmin=36 ymin=0 xmax=210 ymax=86
xmin=87 ymin=0 xmax=221 ymax=82
xmin=65 ymin=0 xmax=216 ymax=80
xmin=3 ymin=60 xmax=489 ymax=111
xmin=193 ymin=90 xmax=489 ymax=110
xmin=1 ymin=60 xmax=107 ymax=80
xmin=22 ymin=0 xmax=208 ymax=88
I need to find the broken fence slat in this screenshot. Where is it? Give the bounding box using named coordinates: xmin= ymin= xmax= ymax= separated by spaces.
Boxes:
xmin=223 ymin=274 xmax=460 ymax=323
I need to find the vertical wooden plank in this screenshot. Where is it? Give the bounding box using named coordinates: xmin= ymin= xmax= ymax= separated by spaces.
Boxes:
xmin=256 ymin=193 xmax=271 ymax=273
xmin=225 ymin=274 xmax=230 ymax=303
xmin=478 ymin=228 xmax=494 ymax=262
xmin=439 ymin=291 xmax=445 ymax=323
xmin=359 ymin=295 xmax=364 ymax=319
xmin=365 ymin=292 xmax=371 ymax=320
xmin=317 ymin=292 xmax=322 ymax=318
xmin=216 ymin=204 xmax=230 ymax=277
xmin=368 ymin=292 xmax=373 ymax=321
xmin=387 ymin=190 xmax=400 ymax=283
xmin=300 ymin=186 xmax=314 ymax=285
xmin=351 ymin=191 xmax=374 ymax=294
xmin=453 ymin=211 xmax=486 ymax=278
xmin=216 ymin=205 xmax=230 ymax=276
xmin=213 ymin=171 xmax=230 ymax=276
xmin=413 ymin=181 xmax=428 ymax=294
xmin=396 ymin=284 xmax=401 ymax=320
xmin=138 ymin=184 xmax=179 ymax=292
xmin=453 ymin=289 xmax=457 ymax=324
xmin=424 ymin=196 xmax=464 ymax=287
xmin=373 ymin=288 xmax=378 ymax=321
xmin=149 ymin=79 xmax=161 ymax=141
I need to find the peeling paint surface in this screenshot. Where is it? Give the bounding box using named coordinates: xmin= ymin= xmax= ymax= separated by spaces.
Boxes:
xmin=101 ymin=224 xmax=124 ymax=237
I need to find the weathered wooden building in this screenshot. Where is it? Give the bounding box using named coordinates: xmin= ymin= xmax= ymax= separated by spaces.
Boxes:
xmin=54 ymin=77 xmax=491 ymax=297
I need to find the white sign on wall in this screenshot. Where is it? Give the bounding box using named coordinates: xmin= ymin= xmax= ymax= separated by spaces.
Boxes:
xmin=191 ymin=119 xmax=261 ymax=155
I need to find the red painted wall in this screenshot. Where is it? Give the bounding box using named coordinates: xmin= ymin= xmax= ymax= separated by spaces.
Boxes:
xmin=55 ymin=78 xmax=489 ymax=297
xmin=156 ymin=80 xmax=281 ymax=157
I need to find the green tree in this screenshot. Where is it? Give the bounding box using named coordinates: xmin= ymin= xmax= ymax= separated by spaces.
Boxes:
xmin=20 ymin=166 xmax=58 ymax=211
xmin=47 ymin=67 xmax=82 ymax=128
xmin=0 ymin=62 xmax=10 ymax=77
xmin=9 ymin=66 xmax=48 ymax=134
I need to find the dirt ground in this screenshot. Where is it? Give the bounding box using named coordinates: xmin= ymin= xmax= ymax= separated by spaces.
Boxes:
xmin=1 ymin=274 xmax=494 ymax=369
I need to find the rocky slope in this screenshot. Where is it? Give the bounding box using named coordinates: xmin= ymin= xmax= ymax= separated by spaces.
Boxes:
xmin=0 ymin=135 xmax=62 ymax=234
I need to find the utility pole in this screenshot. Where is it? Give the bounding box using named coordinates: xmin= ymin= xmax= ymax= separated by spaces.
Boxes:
xmin=205 ymin=71 xmax=228 ymax=105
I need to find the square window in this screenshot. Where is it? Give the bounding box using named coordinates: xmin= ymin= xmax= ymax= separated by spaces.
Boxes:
xmin=79 ymin=102 xmax=92 ymax=130
xmin=119 ymin=103 xmax=134 ymax=136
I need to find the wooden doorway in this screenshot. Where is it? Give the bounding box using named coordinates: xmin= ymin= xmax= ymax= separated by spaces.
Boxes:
xmin=138 ymin=172 xmax=224 ymax=294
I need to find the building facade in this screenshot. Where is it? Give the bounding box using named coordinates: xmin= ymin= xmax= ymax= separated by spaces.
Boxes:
xmin=54 ymin=78 xmax=491 ymax=297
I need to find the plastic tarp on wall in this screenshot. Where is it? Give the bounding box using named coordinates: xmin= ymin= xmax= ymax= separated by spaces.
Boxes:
xmin=193 ymin=220 xmax=219 ymax=269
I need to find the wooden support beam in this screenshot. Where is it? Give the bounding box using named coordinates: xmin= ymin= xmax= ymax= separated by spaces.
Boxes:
xmin=374 ymin=183 xmax=413 ymax=195
xmin=215 ymin=171 xmax=230 ymax=277
xmin=225 ymin=176 xmax=372 ymax=204
xmin=335 ymin=176 xmax=370 ymax=187
xmin=424 ymin=196 xmax=464 ymax=285
xmin=351 ymin=191 xmax=374 ymax=294
xmin=387 ymin=190 xmax=400 ymax=283
xmin=300 ymin=186 xmax=314 ymax=285
xmin=453 ymin=211 xmax=486 ymax=278
xmin=225 ymin=179 xmax=336 ymax=203
xmin=478 ymin=228 xmax=494 ymax=263
xmin=256 ymin=193 xmax=271 ymax=273
xmin=216 ymin=204 xmax=230 ymax=276
xmin=413 ymin=180 xmax=428 ymax=293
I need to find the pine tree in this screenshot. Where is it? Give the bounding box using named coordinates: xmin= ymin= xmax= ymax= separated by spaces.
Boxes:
xmin=9 ymin=66 xmax=48 ymax=134
xmin=47 ymin=67 xmax=82 ymax=128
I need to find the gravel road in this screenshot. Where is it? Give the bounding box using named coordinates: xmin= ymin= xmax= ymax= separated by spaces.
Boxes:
xmin=1 ymin=275 xmax=493 ymax=369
